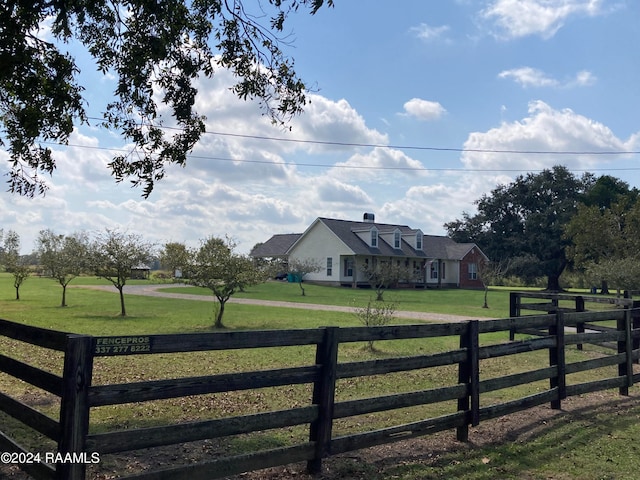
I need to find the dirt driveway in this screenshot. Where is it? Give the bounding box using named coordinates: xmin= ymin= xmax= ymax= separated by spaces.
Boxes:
xmin=80 ymin=283 xmax=491 ymax=323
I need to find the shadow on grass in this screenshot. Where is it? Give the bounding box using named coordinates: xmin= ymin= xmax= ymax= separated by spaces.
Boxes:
xmin=323 ymin=393 xmax=640 ymax=480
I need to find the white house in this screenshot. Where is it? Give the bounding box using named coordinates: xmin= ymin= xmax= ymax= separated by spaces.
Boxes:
xmin=251 ymin=214 xmax=488 ymax=288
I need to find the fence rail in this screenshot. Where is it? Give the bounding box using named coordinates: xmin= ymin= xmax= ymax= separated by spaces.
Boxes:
xmin=1 ymin=292 xmax=640 ymax=479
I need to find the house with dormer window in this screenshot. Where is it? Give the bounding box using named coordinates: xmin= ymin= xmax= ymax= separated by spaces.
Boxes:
xmin=250 ymin=214 xmax=487 ymax=289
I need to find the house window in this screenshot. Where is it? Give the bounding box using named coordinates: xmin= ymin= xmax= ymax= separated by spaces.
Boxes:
xmin=371 ymin=229 xmax=378 ymax=247
xmin=469 ymin=263 xmax=477 ymax=280
xmin=394 ymin=230 xmax=401 ymax=249
xmin=442 ymin=262 xmax=446 ymax=279
xmin=430 ymin=261 xmax=438 ymax=279
xmin=344 ymin=258 xmax=353 ymax=277
xmin=416 ymin=234 xmax=423 ymax=250
xmin=326 ymin=257 xmax=333 ymax=276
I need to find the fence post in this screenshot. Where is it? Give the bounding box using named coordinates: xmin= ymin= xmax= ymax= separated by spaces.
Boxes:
xmin=549 ymin=311 xmax=565 ymax=410
xmin=575 ymin=296 xmax=585 ymax=351
xmin=307 ymin=327 xmax=338 ymax=474
xmin=509 ymin=292 xmax=520 ymax=341
xmin=456 ymin=320 xmax=480 ymax=442
xmin=58 ymin=334 xmax=94 ymax=480
xmin=618 ymin=307 xmax=633 ymax=396
xmin=632 ymin=300 xmax=640 ymax=364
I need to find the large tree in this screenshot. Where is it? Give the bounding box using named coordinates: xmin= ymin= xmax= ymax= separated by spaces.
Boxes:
xmin=1 ymin=0 xmax=333 ymax=197
xmin=565 ymin=182 xmax=640 ymax=292
xmin=36 ymin=229 xmax=89 ymax=306
xmin=190 ymin=236 xmax=263 ymax=328
xmin=445 ymin=166 xmax=590 ymax=292
xmin=580 ymin=174 xmax=639 ymax=210
xmin=89 ymin=229 xmax=154 ymax=316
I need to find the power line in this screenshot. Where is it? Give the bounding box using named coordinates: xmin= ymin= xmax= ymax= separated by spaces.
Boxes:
xmin=40 ymin=141 xmax=640 ymax=174
xmin=83 ymin=116 xmax=639 ymax=156
xmin=201 ymin=130 xmax=639 ymax=156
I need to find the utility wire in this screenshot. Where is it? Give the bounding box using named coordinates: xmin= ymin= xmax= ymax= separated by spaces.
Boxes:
xmin=41 ymin=141 xmax=640 ymax=174
xmin=200 ymin=130 xmax=638 ymax=156
xmin=84 ymin=116 xmax=639 ymax=156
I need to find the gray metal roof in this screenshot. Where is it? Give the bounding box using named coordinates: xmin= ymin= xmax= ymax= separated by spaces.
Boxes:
xmin=317 ymin=217 xmax=427 ymax=258
xmin=249 ymin=233 xmax=301 ymax=257
xmin=421 ymin=235 xmax=484 ymax=260
xmin=252 ymin=217 xmax=485 ymax=261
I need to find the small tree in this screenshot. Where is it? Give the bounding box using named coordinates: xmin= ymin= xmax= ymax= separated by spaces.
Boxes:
xmin=89 ymin=229 xmax=154 ymax=316
xmin=287 ymin=258 xmax=322 ymax=296
xmin=160 ymin=242 xmax=191 ymax=279
xmin=2 ymin=230 xmax=29 ymax=300
xmin=361 ymin=260 xmax=412 ymax=301
xmin=36 ymin=229 xmax=89 ymax=306
xmin=190 ymin=236 xmax=263 ymax=328
xmin=352 ymin=298 xmax=397 ymax=351
xmin=478 ymin=259 xmax=509 ymax=309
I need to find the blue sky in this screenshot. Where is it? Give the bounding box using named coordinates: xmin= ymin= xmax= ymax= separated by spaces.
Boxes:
xmin=1 ymin=0 xmax=639 ymax=254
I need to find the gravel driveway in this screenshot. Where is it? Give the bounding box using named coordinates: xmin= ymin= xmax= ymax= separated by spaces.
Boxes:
xmin=79 ymin=284 xmax=491 ymax=323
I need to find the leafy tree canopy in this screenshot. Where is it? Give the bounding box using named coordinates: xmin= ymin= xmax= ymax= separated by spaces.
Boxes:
xmin=190 ymin=236 xmax=263 ymax=328
xmin=89 ymin=229 xmax=154 ymax=316
xmin=445 ymin=165 xmax=590 ymax=291
xmin=36 ymin=229 xmax=89 ymax=306
xmin=1 ymin=229 xmax=30 ymax=299
xmin=1 ymin=0 xmax=332 ymax=197
xmin=160 ymin=241 xmax=191 ymax=277
xmin=580 ymin=174 xmax=639 ymax=210
xmin=565 ymin=181 xmax=640 ymax=292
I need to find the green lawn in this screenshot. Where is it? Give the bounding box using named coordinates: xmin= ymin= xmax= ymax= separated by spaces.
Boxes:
xmin=1 ymin=273 xmax=518 ymax=333
xmin=160 ymin=279 xmax=514 ymax=318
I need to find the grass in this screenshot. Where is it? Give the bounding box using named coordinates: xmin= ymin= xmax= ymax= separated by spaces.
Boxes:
xmin=1 ymin=273 xmax=638 ymax=479
xmin=160 ymin=279 xmax=514 ymax=318
xmin=335 ymin=392 xmax=640 ymax=480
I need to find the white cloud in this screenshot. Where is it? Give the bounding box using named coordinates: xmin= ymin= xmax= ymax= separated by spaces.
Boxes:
xmin=152 ymin=72 xmax=389 ymax=190
xmin=378 ymin=175 xmax=509 ymax=235
xmin=410 ymin=23 xmax=451 ymax=42
xmin=569 ymin=70 xmax=597 ymax=87
xmin=498 ymin=67 xmax=559 ymax=87
xmin=291 ymin=94 xmax=389 ymax=152
xmin=403 ymin=98 xmax=447 ymax=121
xmin=0 ymin=63 xmax=400 ymax=254
xmin=498 ymin=67 xmax=596 ymax=88
xmin=461 ymin=100 xmax=636 ymax=172
xmin=381 ymin=184 xmax=463 ymax=234
xmin=482 ymin=0 xmax=607 ymax=39
xmin=331 ymin=147 xmax=427 ymax=181
xmin=315 ymin=178 xmax=374 ymax=206
xmin=34 ymin=16 xmax=54 ymax=42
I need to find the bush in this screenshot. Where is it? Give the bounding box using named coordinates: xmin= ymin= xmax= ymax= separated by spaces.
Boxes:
xmin=352 ymin=298 xmax=397 ymax=351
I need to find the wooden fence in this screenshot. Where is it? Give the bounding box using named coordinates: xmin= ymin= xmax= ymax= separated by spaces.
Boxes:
xmin=509 ymin=291 xmax=640 ymax=351
xmin=1 ymin=293 xmax=640 ymax=480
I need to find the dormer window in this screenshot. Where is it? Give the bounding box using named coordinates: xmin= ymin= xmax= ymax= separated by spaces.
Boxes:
xmin=394 ymin=229 xmax=401 ymax=249
xmin=371 ymin=228 xmax=378 ymax=247
xmin=416 ymin=233 xmax=423 ymax=250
